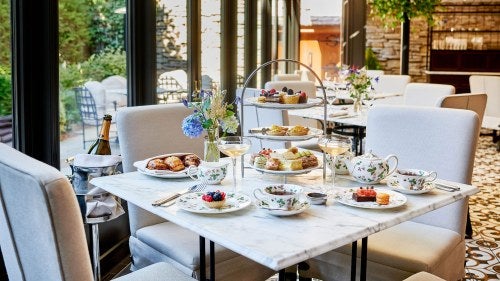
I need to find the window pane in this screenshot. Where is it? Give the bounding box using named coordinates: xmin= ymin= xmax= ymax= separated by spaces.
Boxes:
xmin=156 ymin=0 xmax=188 ymax=104
xmin=300 ymin=0 xmax=342 ymax=81
xmin=201 ymin=0 xmax=221 ymax=91
xmin=0 ymin=0 xmax=12 ymax=148
xmin=59 ymin=0 xmax=126 ymax=170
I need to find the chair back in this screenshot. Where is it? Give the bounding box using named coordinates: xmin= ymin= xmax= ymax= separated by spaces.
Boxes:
xmin=116 ymin=103 xmax=204 ymax=174
xmin=74 ymin=87 xmax=99 ymax=124
xmin=84 ymin=81 xmax=107 ymax=116
xmin=264 ymin=80 xmax=317 ymax=98
xmin=366 ymin=105 xmax=479 ymax=235
xmin=469 ymin=75 xmax=500 ymax=118
xmin=372 ymin=74 xmax=410 ymax=95
xmin=366 ymin=70 xmax=384 ymax=79
xmin=272 ymin=74 xmax=301 ymax=81
xmin=236 ymin=88 xmax=288 ymax=153
xmin=101 ymin=75 xmax=127 ymax=90
xmin=436 ymin=93 xmax=487 ymax=124
xmin=158 ymin=70 xmax=188 ymax=90
xmin=404 ymin=82 xmax=455 ymax=107
xmin=0 ymin=144 xmax=93 ymax=281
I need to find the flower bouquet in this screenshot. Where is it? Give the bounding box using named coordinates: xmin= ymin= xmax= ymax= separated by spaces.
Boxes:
xmin=181 ymin=90 xmax=239 ymax=162
xmin=345 ymin=67 xmax=378 ymax=113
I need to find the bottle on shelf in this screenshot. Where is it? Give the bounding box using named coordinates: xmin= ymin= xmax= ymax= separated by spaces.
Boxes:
xmin=87 ymin=114 xmax=112 ymax=155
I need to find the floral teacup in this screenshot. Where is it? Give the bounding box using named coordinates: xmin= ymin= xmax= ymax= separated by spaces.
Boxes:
xmin=394 ymin=169 xmax=437 ymax=190
xmin=253 ymin=184 xmax=303 ymax=210
xmin=187 ymin=161 xmax=228 ymax=184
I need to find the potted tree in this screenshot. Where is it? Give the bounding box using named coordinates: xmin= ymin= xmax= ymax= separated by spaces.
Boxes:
xmin=369 ymin=0 xmax=440 ymax=74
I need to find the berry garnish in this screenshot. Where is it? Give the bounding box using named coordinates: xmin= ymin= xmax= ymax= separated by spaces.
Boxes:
xmin=287 ymin=88 xmax=294 ymax=95
xmin=202 ymin=190 xmax=226 ymax=202
xmin=282 ymin=86 xmax=288 ymax=92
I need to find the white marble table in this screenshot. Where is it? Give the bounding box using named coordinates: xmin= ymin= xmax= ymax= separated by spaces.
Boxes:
xmin=90 ymin=166 xmax=477 ymax=280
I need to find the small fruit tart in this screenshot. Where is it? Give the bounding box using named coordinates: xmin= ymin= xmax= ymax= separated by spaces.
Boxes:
xmin=202 ymin=190 xmax=226 ymax=208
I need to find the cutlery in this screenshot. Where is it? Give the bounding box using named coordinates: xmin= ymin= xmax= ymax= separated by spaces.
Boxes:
xmin=152 ymin=182 xmax=206 ymax=206
xmin=248 ymin=128 xmax=271 ymax=135
xmin=435 ymin=184 xmax=459 ymax=192
xmin=436 ymin=182 xmax=460 ymax=191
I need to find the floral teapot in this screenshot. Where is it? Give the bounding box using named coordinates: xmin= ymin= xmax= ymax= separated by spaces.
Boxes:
xmin=345 ymin=151 xmax=398 ymax=184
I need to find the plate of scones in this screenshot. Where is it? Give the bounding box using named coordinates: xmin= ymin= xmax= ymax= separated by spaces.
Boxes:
xmin=134 ymin=153 xmax=201 ymax=178
xmin=334 ymin=187 xmax=407 ymax=209
xmin=248 ymin=147 xmax=320 ymax=175
xmin=249 ymin=125 xmax=323 ymax=141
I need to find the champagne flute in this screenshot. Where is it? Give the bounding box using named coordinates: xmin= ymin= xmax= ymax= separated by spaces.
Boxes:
xmin=217 ymin=136 xmax=252 ymax=193
xmin=317 ymin=134 xmax=352 ymax=192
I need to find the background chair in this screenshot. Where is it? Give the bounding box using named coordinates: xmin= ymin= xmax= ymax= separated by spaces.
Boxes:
xmin=300 ymin=105 xmax=479 ymax=281
xmin=436 ymin=93 xmax=487 ymax=124
xmin=272 ymin=73 xmax=301 ymax=81
xmin=366 ymin=69 xmax=384 ymax=79
xmin=404 ymin=82 xmax=455 ymax=107
xmin=371 ymin=74 xmax=411 ymax=95
xmin=469 ymin=75 xmax=500 ymax=149
xmin=102 ymin=75 xmax=127 ymax=109
xmin=74 ymin=87 xmax=100 ymax=149
xmin=116 ymin=103 xmax=275 ymax=280
xmin=0 ymin=143 xmax=196 ymax=281
xmin=84 ymin=81 xmax=109 ymax=117
xmin=157 ymin=74 xmax=186 ymax=103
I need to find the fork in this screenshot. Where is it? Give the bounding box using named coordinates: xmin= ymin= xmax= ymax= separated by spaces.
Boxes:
xmin=152 ymin=182 xmax=207 ymax=206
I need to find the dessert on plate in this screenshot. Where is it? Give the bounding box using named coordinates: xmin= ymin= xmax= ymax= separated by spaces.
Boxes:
xmin=249 ymin=147 xmax=318 ymax=171
xmin=202 ymin=190 xmax=226 ymax=208
xmin=146 ymin=154 xmax=201 ymax=172
xmin=376 ymin=192 xmax=390 ymax=205
xmin=257 ymin=87 xmax=308 ymax=104
xmin=352 ymin=187 xmax=377 ymax=202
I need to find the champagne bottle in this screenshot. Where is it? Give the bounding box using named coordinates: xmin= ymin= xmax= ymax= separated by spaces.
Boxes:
xmin=87 ymin=114 xmax=112 ymax=155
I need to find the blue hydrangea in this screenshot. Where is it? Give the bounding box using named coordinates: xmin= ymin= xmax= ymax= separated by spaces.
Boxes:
xmin=181 ymin=114 xmax=204 ymax=138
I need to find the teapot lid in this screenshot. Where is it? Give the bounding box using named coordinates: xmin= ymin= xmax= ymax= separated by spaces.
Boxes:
xmin=357 ymin=150 xmax=380 ymax=160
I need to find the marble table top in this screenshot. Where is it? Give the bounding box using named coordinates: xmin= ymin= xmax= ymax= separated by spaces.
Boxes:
xmin=91 ymin=166 xmax=478 ymax=271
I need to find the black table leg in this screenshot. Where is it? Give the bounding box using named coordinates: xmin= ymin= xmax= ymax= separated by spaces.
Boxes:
xmin=360 ymin=237 xmax=368 ymax=281
xmin=199 ymin=236 xmax=206 ymax=281
xmin=210 ymin=241 xmax=215 ymax=281
xmin=278 ymin=269 xmax=286 ymax=281
xmin=351 ymin=240 xmax=357 ymax=281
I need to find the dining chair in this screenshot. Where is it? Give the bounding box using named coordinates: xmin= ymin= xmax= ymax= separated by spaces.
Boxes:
xmin=299 ymin=105 xmax=480 ymax=281
xmin=404 ymin=82 xmax=455 ymax=107
xmin=0 ymin=143 xmax=196 ymax=281
xmin=365 ymin=69 xmax=384 ymax=79
xmin=371 ymin=74 xmax=410 ymax=96
xmin=102 ymin=75 xmax=128 ymax=108
xmin=116 ymin=103 xmax=275 ymax=280
xmin=272 ymin=73 xmax=301 ymax=81
xmin=84 ymin=81 xmax=109 ymax=118
xmin=469 ymin=75 xmax=500 ymax=148
xmin=436 ymin=93 xmax=487 ymax=125
xmin=74 ymin=87 xmax=101 ymax=149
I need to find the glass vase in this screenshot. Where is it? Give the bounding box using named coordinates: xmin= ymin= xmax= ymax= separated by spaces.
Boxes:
xmin=353 ymin=97 xmax=363 ymax=115
xmin=204 ymin=128 xmax=220 ymax=162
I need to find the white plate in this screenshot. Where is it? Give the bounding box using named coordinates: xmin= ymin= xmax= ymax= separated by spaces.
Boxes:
xmin=245 ymin=97 xmax=323 ymax=109
xmin=251 ymin=164 xmax=320 ymax=175
xmin=334 ymin=188 xmax=407 ymax=209
xmin=249 ymin=126 xmax=323 ymax=141
xmin=133 ymin=154 xmax=198 ymax=179
xmin=386 ymin=177 xmax=436 ymax=194
xmin=256 ymin=199 xmax=310 ymax=216
xmin=176 ymin=192 xmax=252 ymax=214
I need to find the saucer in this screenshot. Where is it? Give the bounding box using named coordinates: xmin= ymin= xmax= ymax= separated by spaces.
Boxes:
xmin=256 ymin=199 xmax=310 ymax=216
xmin=386 ymin=177 xmax=435 ymax=194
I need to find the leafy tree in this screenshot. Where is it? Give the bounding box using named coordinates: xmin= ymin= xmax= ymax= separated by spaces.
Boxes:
xmin=88 ymin=0 xmax=126 ymax=54
xmin=59 ymin=0 xmax=92 ymax=63
xmin=0 ymin=0 xmax=10 ymax=67
xmin=0 ymin=66 xmax=11 ymax=116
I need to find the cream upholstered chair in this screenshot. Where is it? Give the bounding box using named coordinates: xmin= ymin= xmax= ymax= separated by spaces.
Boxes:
xmin=0 ymin=143 xmax=196 ymax=281
xmin=299 ymin=105 xmax=480 ymax=281
xmin=116 ymin=103 xmax=275 ymax=280
xmin=436 ymin=93 xmax=487 ymax=124
xmin=404 ymin=82 xmax=455 ymax=107
xmin=469 ymin=75 xmax=500 ymax=133
xmin=372 ymin=74 xmax=410 ymax=95
xmin=403 ymin=272 xmax=445 ymax=281
xmin=273 ymin=73 xmax=301 ymax=81
xmin=102 ymin=75 xmax=127 ymax=108
xmin=366 ymin=69 xmax=384 ymax=79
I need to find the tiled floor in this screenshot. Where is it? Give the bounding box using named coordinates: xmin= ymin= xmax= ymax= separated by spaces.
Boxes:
xmin=465 ymin=134 xmax=500 ymax=280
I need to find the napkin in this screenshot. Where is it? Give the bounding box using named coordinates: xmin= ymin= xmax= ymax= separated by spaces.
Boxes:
xmin=328 ymin=110 xmax=349 ymax=118
xmin=86 ymin=194 xmax=125 ymax=221
xmin=73 ymin=154 xmax=122 ymax=168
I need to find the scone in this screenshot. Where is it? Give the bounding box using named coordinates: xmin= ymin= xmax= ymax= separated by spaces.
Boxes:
xmin=183 ymin=154 xmax=201 ymax=167
xmin=164 ymin=156 xmax=185 ymax=171
xmin=147 ymin=158 xmax=168 ymax=170
xmin=376 ymin=193 xmax=390 ymax=205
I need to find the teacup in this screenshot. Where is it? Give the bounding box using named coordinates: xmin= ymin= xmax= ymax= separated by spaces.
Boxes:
xmin=253 ymin=184 xmax=303 ymax=210
xmin=326 ymin=152 xmax=352 ymax=175
xmin=187 ymin=161 xmax=228 ymax=184
xmin=394 ymin=169 xmax=437 ymax=190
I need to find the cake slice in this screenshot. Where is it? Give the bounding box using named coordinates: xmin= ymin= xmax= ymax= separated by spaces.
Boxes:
xmin=352 ymin=187 xmax=377 ymax=202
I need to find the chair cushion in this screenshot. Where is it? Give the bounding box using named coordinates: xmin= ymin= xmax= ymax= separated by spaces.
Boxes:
xmin=403 ymin=271 xmax=445 ymax=281
xmin=333 ymin=221 xmax=462 ymax=273
xmin=114 ymin=262 xmax=196 ymax=281
xmin=136 ymin=222 xmax=239 ymax=269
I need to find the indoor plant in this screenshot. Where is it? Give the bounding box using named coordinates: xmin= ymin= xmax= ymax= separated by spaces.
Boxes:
xmin=345 ymin=67 xmax=375 ymax=113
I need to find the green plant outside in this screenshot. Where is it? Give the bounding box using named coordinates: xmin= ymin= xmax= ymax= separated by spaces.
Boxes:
xmin=365 ymin=48 xmax=382 ymax=70
xmin=370 ymin=0 xmax=441 ymax=27
xmin=0 ymin=66 xmax=12 ymax=117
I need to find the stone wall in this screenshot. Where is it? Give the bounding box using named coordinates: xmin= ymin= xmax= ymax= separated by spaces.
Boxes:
xmin=366 ymin=0 xmax=500 ymax=82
